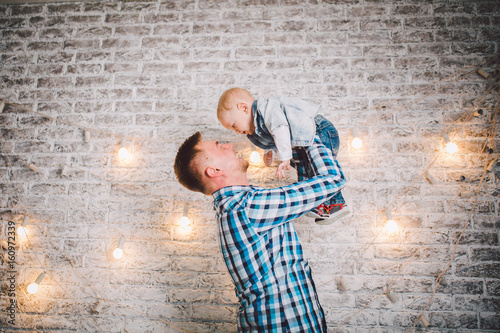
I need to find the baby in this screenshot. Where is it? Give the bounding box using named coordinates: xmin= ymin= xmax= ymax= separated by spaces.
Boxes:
xmin=217 ymin=87 xmax=350 ymax=224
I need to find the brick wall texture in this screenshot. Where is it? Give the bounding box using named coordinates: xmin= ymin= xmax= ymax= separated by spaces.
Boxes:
xmin=0 ymin=0 xmax=499 ymax=332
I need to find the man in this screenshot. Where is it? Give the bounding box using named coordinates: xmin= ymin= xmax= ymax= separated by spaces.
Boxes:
xmin=174 ymin=131 xmax=345 ymax=332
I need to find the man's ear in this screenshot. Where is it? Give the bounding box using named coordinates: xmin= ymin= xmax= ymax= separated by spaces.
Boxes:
xmin=236 ymin=102 xmax=249 ymax=114
xmin=206 ymin=166 xmax=223 ymax=178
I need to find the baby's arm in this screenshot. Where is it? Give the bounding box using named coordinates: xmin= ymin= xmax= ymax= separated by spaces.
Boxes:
xmin=272 ymin=126 xmax=293 ymax=179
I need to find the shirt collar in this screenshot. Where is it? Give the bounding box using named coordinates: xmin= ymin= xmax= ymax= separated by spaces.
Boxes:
xmin=212 ymin=185 xmax=252 ymax=210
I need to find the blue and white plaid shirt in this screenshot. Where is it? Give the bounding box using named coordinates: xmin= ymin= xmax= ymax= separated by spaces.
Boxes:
xmin=213 ymin=139 xmax=345 ymax=332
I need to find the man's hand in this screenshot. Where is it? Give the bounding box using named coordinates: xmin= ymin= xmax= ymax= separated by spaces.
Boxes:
xmin=276 ymin=160 xmax=291 ymax=179
xmin=264 ymin=150 xmax=275 ymax=167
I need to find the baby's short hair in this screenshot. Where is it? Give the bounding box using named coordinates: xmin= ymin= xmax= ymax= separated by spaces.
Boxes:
xmin=217 ymin=87 xmax=253 ymax=115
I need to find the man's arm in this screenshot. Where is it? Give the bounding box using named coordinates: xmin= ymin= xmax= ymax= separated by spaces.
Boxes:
xmin=247 ymin=138 xmax=345 ymax=232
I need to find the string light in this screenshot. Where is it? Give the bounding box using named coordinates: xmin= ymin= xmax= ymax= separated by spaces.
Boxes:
xmin=17 ymin=216 xmax=28 ymax=238
xmin=439 ymin=276 xmax=448 ymax=286
xmin=1 ymin=240 xmax=9 ymax=265
xmin=442 ymin=132 xmax=458 ymax=154
xmin=419 ymin=314 xmax=431 ymax=327
xmin=425 ymin=172 xmax=437 ymax=185
xmin=337 ymin=276 xmax=348 ymax=291
xmin=27 ymin=272 xmax=45 ymax=294
xmin=27 ymin=162 xmax=39 ymax=172
xmin=93 ymin=300 xmax=105 ymax=314
xmin=486 ymin=157 xmax=497 ymax=171
xmin=460 ymin=190 xmax=474 ymax=198
xmin=473 ymin=109 xmax=484 ymax=117
xmin=384 ymin=208 xmax=398 ymax=234
xmin=112 ymin=237 xmax=124 ymax=259
xmin=385 ymin=290 xmax=398 ymax=303
xmin=118 ymin=138 xmax=131 ymax=161
xmin=250 ymin=144 xmax=261 ymax=164
xmin=351 ymin=128 xmax=362 ymax=149
xmin=477 ymin=68 xmax=489 ymax=79
xmin=460 ymin=175 xmax=470 ymax=182
xmin=179 ymin=204 xmax=190 ymax=228
xmin=61 ymin=164 xmax=70 ymax=177
xmin=84 ymin=130 xmax=91 ymax=143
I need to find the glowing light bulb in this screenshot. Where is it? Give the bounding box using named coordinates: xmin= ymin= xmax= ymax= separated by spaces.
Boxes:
xmin=27 ymin=282 xmax=39 ymax=294
xmin=113 ymin=237 xmax=124 ymax=259
xmin=445 ymin=142 xmax=458 ymax=154
xmin=351 ymin=129 xmax=362 ymax=149
xmin=352 ymin=137 xmax=362 ymax=149
xmin=385 ymin=219 xmax=398 ymax=234
xmin=17 ymin=225 xmax=27 ymax=238
xmin=179 ymin=216 xmax=190 ymax=228
xmin=27 ymin=282 xmax=38 ymax=294
xmin=384 ymin=208 xmax=398 ymax=234
xmin=249 ymin=145 xmax=261 ymax=164
xmin=113 ymin=247 xmax=123 ymax=259
xmin=28 ymin=272 xmax=45 ymax=294
xmin=442 ymin=132 xmax=457 ymax=154
xmin=250 ymin=150 xmax=260 ymax=164
xmin=118 ymin=138 xmax=131 ymax=160
xmin=17 ymin=216 xmax=28 ymax=238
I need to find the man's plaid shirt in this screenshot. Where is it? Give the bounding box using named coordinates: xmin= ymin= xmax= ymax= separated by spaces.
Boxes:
xmin=212 ymin=139 xmax=346 ymax=332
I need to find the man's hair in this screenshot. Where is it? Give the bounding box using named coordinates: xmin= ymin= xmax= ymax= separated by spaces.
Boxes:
xmin=217 ymin=87 xmax=253 ymax=115
xmin=174 ymin=131 xmax=206 ymax=194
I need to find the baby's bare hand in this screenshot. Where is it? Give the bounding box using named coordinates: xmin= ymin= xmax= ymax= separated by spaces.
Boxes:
xmin=276 ymin=160 xmax=291 ymax=179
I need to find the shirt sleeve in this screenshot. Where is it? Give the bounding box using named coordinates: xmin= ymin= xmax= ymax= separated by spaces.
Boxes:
xmin=272 ymin=125 xmax=293 ymax=161
xmin=247 ymin=138 xmax=345 ymax=233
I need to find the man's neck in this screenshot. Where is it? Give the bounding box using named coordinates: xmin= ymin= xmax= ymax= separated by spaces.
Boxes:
xmin=209 ymin=175 xmax=249 ymax=194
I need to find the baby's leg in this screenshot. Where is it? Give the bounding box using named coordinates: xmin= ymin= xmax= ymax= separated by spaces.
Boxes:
xmin=313 ymin=116 xmax=351 ymax=222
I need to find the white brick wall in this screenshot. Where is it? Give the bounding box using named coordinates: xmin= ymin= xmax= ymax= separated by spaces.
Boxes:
xmin=0 ymin=0 xmax=499 ymax=332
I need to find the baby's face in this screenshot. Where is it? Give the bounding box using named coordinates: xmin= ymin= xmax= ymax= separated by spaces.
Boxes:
xmin=219 ymin=106 xmax=255 ymax=135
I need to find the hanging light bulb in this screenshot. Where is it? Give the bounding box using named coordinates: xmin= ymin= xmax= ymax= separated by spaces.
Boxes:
xmin=439 ymin=275 xmax=448 ymax=286
xmin=93 ymin=300 xmax=105 ymax=314
xmin=179 ymin=204 xmax=190 ymax=228
xmin=61 ymin=164 xmax=70 ymax=177
xmin=477 ymin=68 xmax=489 ymax=79
xmin=473 ymin=109 xmax=484 ymax=117
xmin=385 ymin=290 xmax=398 ymax=303
xmin=250 ymin=145 xmax=261 ymax=164
xmin=27 ymin=272 xmax=45 ymax=294
xmin=112 ymin=237 xmax=124 ymax=259
xmin=118 ymin=138 xmax=131 ymax=160
xmin=442 ymin=132 xmax=457 ymax=154
xmin=425 ymin=172 xmax=437 ymax=185
xmin=384 ymin=208 xmax=398 ymax=234
xmin=419 ymin=314 xmax=430 ymax=327
xmin=351 ymin=128 xmax=362 ymax=149
xmin=337 ymin=276 xmax=348 ymax=291
xmin=84 ymin=130 xmax=91 ymax=143
xmin=17 ymin=216 xmax=28 ymax=238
